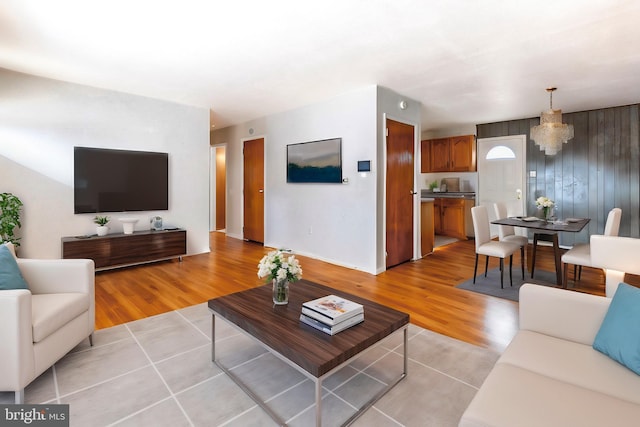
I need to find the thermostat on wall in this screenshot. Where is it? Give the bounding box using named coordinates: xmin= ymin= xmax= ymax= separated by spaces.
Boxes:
xmin=357 ymin=160 xmax=371 ymax=172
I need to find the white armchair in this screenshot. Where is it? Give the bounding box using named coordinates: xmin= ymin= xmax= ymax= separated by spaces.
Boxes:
xmin=0 ymin=244 xmax=94 ymax=404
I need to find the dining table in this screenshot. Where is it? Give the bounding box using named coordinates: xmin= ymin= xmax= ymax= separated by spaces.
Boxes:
xmin=491 ymin=216 xmax=590 ymax=288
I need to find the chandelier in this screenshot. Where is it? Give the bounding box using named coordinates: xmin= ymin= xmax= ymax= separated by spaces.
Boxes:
xmin=530 ymin=87 xmax=574 ymax=155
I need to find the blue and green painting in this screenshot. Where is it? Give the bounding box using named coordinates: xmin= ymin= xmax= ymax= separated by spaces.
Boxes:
xmin=287 ymin=138 xmax=342 ymax=183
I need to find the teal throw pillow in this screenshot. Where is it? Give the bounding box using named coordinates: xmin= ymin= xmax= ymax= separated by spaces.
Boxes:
xmin=0 ymin=244 xmax=29 ymax=290
xmin=593 ymin=282 xmax=640 ymax=375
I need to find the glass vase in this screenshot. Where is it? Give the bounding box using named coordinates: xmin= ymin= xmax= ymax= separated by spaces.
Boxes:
xmin=272 ymin=279 xmax=289 ymax=305
xmin=543 ymin=206 xmax=553 ymax=222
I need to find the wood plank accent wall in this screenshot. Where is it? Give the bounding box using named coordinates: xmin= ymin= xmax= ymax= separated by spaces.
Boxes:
xmin=477 ymin=104 xmax=640 ymax=246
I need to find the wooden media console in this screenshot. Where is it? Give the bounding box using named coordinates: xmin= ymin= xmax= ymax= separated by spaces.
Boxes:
xmin=62 ymin=229 xmax=186 ymax=270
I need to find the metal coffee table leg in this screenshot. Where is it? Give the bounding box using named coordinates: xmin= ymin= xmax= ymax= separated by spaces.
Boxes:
xmin=211 ymin=312 xmax=408 ymax=426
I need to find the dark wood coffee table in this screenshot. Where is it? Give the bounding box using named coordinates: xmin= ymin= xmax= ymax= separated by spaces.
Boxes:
xmin=208 ymin=279 xmax=409 ymax=427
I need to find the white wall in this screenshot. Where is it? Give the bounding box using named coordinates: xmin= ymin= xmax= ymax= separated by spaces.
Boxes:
xmin=421 ymin=125 xmax=476 ymax=140
xmin=212 ymin=87 xmax=378 ymax=272
xmin=0 ymin=69 xmax=211 ymax=258
xmin=266 ymin=87 xmax=378 ymax=272
xmin=212 ymin=85 xmax=421 ymax=274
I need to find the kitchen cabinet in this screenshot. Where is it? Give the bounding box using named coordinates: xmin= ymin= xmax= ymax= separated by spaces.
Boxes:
xmin=442 ymin=199 xmax=465 ymax=238
xmin=433 ymin=198 xmax=475 ymax=240
xmin=433 ymin=199 xmax=443 ymax=234
xmin=425 ymin=138 xmax=450 ymax=172
xmin=421 ymin=200 xmax=434 ymax=256
xmin=421 ymin=135 xmax=476 ymax=172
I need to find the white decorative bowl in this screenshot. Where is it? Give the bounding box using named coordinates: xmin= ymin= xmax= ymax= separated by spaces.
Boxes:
xmin=119 ymin=218 xmax=139 ymax=234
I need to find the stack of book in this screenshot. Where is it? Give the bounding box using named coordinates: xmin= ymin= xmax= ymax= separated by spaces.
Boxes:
xmin=300 ymin=294 xmax=364 ymax=335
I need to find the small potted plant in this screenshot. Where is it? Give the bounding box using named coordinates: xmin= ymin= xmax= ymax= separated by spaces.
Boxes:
xmin=0 ymin=192 xmax=23 ymax=247
xmin=94 ymin=215 xmax=110 ymax=236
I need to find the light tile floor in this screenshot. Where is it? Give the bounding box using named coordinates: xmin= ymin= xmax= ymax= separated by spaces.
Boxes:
xmin=1 ymin=303 xmax=499 ymax=426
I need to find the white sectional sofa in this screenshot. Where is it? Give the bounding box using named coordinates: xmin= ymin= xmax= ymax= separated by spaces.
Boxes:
xmin=460 ymin=283 xmax=640 ymax=427
xmin=461 ymin=235 xmax=640 ymax=427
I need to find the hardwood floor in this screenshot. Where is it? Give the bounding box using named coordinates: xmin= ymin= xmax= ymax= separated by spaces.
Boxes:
xmin=95 ymin=231 xmax=613 ymax=352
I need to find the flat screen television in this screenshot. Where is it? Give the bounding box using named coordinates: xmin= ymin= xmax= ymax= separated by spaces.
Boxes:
xmin=286 ymin=138 xmax=342 ymax=183
xmin=74 ymin=147 xmax=169 ymax=214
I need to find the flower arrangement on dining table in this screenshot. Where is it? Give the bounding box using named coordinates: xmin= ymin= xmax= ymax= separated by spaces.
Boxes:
xmin=258 ymin=250 xmax=303 ymax=304
xmin=535 ymin=196 xmax=555 ymax=220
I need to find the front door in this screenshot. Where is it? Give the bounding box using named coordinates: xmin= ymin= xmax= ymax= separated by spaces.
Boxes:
xmin=477 ymin=135 xmax=527 ymax=237
xmin=386 ymin=119 xmax=415 ymax=268
xmin=243 ymin=138 xmax=264 ymax=243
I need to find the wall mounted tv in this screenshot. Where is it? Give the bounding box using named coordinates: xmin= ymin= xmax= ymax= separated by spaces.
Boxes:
xmin=286 ymin=138 xmax=342 ymax=183
xmin=74 ymin=147 xmax=169 ymax=214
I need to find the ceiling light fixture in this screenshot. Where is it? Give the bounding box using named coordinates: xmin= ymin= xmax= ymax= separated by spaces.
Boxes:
xmin=530 ymin=87 xmax=574 ymax=156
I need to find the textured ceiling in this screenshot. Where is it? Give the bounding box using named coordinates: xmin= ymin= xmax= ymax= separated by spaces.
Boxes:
xmin=2 ymin=0 xmax=640 ymax=133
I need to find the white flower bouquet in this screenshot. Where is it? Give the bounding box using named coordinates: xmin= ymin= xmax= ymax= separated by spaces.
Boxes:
xmin=257 ymin=250 xmax=303 ymax=283
xmin=535 ymin=196 xmax=554 ymax=209
xmin=536 ymin=196 xmax=555 ymax=220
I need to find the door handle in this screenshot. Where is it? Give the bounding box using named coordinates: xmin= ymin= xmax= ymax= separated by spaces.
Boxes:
xmin=410 ymin=190 xmax=417 ymax=195
xmin=258 ymin=189 xmax=264 ymax=193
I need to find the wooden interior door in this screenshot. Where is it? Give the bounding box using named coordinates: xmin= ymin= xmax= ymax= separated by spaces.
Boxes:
xmin=243 ymin=138 xmax=264 ymax=243
xmin=386 ymin=119 xmax=415 ymax=268
xmin=215 ymin=146 xmax=226 ymax=230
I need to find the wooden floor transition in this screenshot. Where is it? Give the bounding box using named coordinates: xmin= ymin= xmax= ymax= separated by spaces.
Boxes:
xmin=95 ymin=231 xmax=625 ymax=352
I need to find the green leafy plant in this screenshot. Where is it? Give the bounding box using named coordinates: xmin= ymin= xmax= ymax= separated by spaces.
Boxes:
xmin=93 ymin=216 xmax=110 ymax=226
xmin=0 ymin=192 xmax=23 ymax=247
xmin=429 ymin=180 xmax=439 ymax=190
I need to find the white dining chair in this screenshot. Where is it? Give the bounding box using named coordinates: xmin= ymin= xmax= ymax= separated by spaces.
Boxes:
xmin=493 ymin=202 xmax=528 ymax=279
xmin=561 ymin=207 xmax=622 ymax=288
xmin=590 ymin=235 xmax=640 ymax=297
xmin=471 ymin=206 xmax=521 ymax=288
